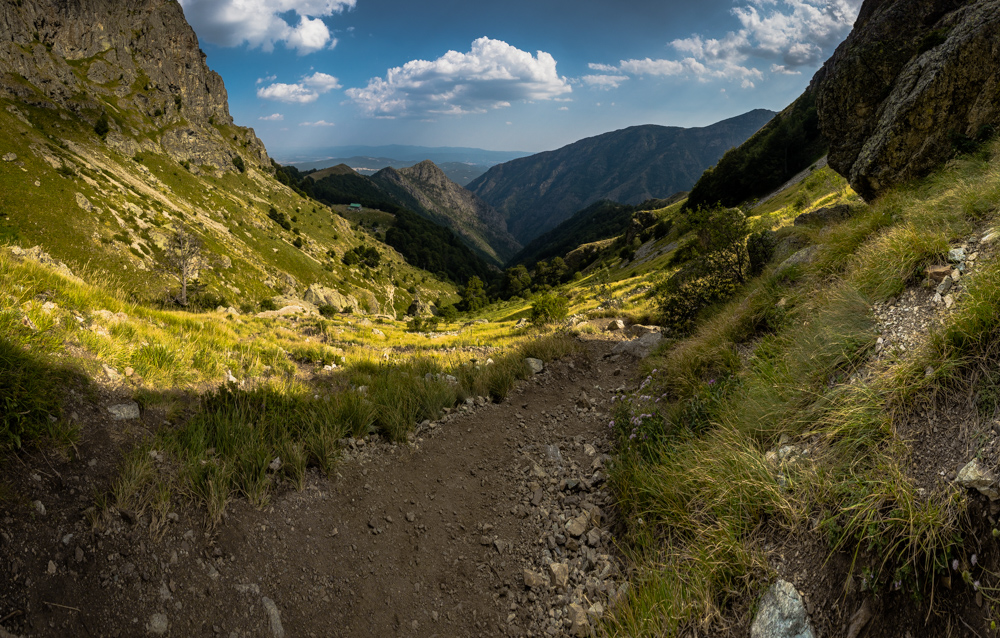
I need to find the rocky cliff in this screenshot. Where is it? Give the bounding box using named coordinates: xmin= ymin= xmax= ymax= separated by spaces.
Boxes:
xmin=372 ymin=161 xmax=521 ymax=266
xmin=0 ymin=0 xmax=269 ymax=171
xmin=815 ymin=0 xmax=1000 ymax=200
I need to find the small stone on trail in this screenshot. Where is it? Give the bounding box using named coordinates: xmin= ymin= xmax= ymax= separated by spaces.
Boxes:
xmin=525 ymin=358 xmax=544 ymax=374
xmin=268 ymin=457 xmax=282 ymax=472
xmin=405 ymin=512 xmax=416 ymax=522
xmin=148 ymin=613 xmax=169 ymax=635
xmin=33 ymin=500 xmax=45 ymax=516
xmin=47 ymin=560 xmax=56 ymax=575
xmin=565 ymin=514 xmax=589 ymax=537
xmin=584 ymin=444 xmax=597 ymax=456
xmin=948 ymin=247 xmax=967 ymax=263
xmin=523 ymin=569 xmax=548 ymax=590
xmin=567 ymin=603 xmax=589 ymax=636
xmin=926 ymin=265 xmax=951 ymax=282
xmin=261 ymin=597 xmax=285 ymax=638
xmin=750 ymin=580 xmax=815 ymax=638
xmin=606 ymin=319 xmax=625 ymax=331
xmin=546 ymin=444 xmax=562 ymax=462
xmin=845 ymin=599 xmax=872 ymax=638
xmin=548 ymin=562 xmax=569 ymax=588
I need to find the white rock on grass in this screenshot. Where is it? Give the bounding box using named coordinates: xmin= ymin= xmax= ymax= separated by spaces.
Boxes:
xmin=956 ymin=459 xmax=1000 ymax=500
xmin=750 ymin=580 xmax=815 ymax=638
xmin=107 ymin=402 xmax=140 ymax=420
xmin=525 ymin=358 xmax=544 ymax=374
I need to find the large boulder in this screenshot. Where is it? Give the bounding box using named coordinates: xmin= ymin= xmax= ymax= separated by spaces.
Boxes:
xmin=303 ymin=284 xmax=359 ymax=313
xmin=815 ymin=0 xmax=1000 ymax=201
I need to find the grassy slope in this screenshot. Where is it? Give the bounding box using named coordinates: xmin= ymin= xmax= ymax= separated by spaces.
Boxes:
xmin=0 ymin=74 xmax=455 ymax=317
xmin=602 ymin=140 xmax=1000 ymax=634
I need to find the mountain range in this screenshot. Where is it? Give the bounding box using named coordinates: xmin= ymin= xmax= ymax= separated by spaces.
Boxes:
xmin=468 ymin=109 xmax=777 ymax=243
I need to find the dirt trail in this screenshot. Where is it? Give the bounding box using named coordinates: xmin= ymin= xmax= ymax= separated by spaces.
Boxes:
xmin=0 ymin=335 xmax=630 ymax=638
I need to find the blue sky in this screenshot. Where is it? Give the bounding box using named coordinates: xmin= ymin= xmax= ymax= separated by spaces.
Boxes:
xmin=177 ymin=0 xmax=862 ymax=161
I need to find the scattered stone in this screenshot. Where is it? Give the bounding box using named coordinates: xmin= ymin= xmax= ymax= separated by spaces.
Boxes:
xmin=525 ymin=358 xmax=544 ymax=374
xmin=926 ymin=265 xmax=952 ymax=283
xmin=405 ymin=512 xmax=416 ymax=522
xmin=225 ymin=369 xmax=238 ymax=383
xmin=546 ymin=444 xmax=563 ymax=462
xmin=567 ymin=603 xmax=589 ymax=637
xmin=147 ymin=613 xmax=169 ymax=635
xmin=1 ymin=152 xmax=16 ymax=162
xmin=982 ymin=230 xmax=999 ymax=245
xmin=523 ymin=569 xmax=548 ymax=590
xmin=268 ymin=457 xmax=282 ymax=472
xmin=261 ymin=597 xmax=285 ymax=638
xmin=936 ymin=276 xmax=953 ymax=295
xmin=750 ymin=580 xmax=815 ymax=638
xmin=577 ymin=391 xmax=593 ymax=410
xmin=584 ymin=444 xmax=596 ymax=456
xmin=33 ymin=500 xmax=45 ymax=516
xmin=548 ymin=562 xmax=569 ymax=588
xmin=948 ymin=247 xmax=967 ymax=263
xmin=515 ymin=318 xmax=530 ymax=328
xmin=47 ymin=560 xmax=56 ymax=575
xmin=108 ymin=402 xmax=140 ymax=421
xmin=124 ymin=367 xmax=135 ymax=377
xmin=955 ymin=459 xmax=1000 ymax=500
xmin=606 ymin=319 xmax=625 ymax=332
xmin=565 ymin=514 xmax=589 ymax=537
xmin=944 ymin=294 xmax=955 ymax=309
xmin=586 ymin=528 xmax=601 ymax=547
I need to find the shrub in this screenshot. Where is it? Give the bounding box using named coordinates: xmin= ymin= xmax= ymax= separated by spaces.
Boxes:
xmin=530 ymin=294 xmax=569 ymax=324
xmin=232 ymin=154 xmax=246 ymax=173
xmin=292 ymin=236 xmax=303 ymax=249
xmin=318 ymin=304 xmax=337 ymax=318
xmin=747 ymin=230 xmax=777 ymax=277
xmin=259 ymin=298 xmax=277 ymax=311
xmin=94 ymin=112 xmax=110 ymax=138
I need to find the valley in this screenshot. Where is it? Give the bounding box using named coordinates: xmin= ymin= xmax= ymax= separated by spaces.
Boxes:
xmin=3 ymin=0 xmax=1000 ymax=637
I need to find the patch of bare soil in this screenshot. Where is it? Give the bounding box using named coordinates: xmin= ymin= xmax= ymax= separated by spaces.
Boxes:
xmin=0 ymin=335 xmax=634 ymax=638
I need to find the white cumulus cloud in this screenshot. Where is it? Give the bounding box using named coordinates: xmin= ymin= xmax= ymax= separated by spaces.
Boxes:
xmin=582 ymin=74 xmax=629 ymax=90
xmin=345 ymin=37 xmax=572 ymax=118
xmin=587 ymin=0 xmax=860 ymax=88
xmin=259 ymin=113 xmax=285 ymax=121
xmin=257 ymin=72 xmax=342 ymax=104
xmin=300 ymin=120 xmax=336 ymax=126
xmin=178 ymin=0 xmax=355 ymax=55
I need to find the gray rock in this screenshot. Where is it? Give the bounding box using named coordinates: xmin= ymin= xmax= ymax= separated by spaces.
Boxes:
xmin=515 ymin=318 xmax=530 ymax=327
xmin=565 ymin=514 xmax=589 ymax=537
xmin=268 ymin=457 xmax=282 ymax=472
xmin=2 ymin=153 xmax=16 ymax=162
xmin=108 ymin=402 xmax=140 ymax=420
xmin=586 ymin=528 xmax=601 ymax=547
xmin=525 ymin=358 xmax=544 ymax=374
xmin=816 ymin=0 xmax=1000 ymax=201
xmin=147 ymin=613 xmax=169 ymax=635
xmin=261 ymin=597 xmax=285 ymax=638
xmin=606 ymin=319 xmax=625 ymax=332
xmin=33 ymin=500 xmax=45 ymax=516
xmin=955 ymin=459 xmax=1000 ymax=500
xmin=936 ymin=275 xmax=954 ymax=295
xmin=610 ymin=332 xmax=663 ymax=358
xmin=775 ymin=245 xmax=819 ymax=275
xmin=750 ymin=580 xmax=814 ymax=638
xmin=627 ymin=324 xmax=661 ymax=338
xmin=546 ymin=444 xmax=563 ymax=462
xmin=927 ymin=265 xmax=952 ymax=283
xmin=948 ymin=247 xmax=967 ymax=263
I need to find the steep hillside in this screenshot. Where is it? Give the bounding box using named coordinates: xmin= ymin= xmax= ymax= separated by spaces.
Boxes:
xmin=371 ymin=161 xmax=521 ymax=266
xmin=683 ymin=85 xmax=827 ymax=211
xmin=0 ymin=0 xmax=453 ymax=317
xmin=468 ymin=109 xmax=776 ymax=243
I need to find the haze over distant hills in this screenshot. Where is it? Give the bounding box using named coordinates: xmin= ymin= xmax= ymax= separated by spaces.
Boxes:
xmin=297 ymin=156 xmax=492 ymax=187
xmin=469 ymin=109 xmax=777 ymax=243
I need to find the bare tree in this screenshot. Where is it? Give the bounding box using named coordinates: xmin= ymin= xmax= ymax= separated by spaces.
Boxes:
xmin=165 ymin=226 xmax=205 ymax=307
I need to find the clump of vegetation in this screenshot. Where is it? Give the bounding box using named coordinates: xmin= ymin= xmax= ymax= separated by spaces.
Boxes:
xmin=232 ymin=154 xmax=246 ymax=173
xmin=342 ymin=245 xmax=380 ymax=268
xmin=530 ymin=293 xmax=569 ymax=324
xmin=93 ymin=111 xmax=110 ymax=138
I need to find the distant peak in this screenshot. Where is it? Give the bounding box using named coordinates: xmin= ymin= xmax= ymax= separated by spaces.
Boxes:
xmin=401 ymin=160 xmax=446 ymax=181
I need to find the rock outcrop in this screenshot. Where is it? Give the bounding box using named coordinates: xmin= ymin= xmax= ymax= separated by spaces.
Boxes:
xmin=0 ymin=0 xmax=269 ymax=171
xmin=815 ymin=0 xmax=1000 ymax=200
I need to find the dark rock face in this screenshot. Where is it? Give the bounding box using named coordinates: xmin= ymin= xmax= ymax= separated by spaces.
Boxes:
xmin=815 ymin=0 xmax=1000 ymax=200
xmin=0 ymin=0 xmax=269 ymax=171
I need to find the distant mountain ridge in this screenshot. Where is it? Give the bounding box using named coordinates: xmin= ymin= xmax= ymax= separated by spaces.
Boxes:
xmin=286 ymin=145 xmax=531 ymax=169
xmin=371 ymin=161 xmax=521 ymax=265
xmin=468 ymin=109 xmax=777 ymax=244
xmin=301 ymin=156 xmax=491 ymax=186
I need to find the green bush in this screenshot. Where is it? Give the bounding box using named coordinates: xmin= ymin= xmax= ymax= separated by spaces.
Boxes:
xmin=232 ymin=154 xmax=246 ymax=173
xmin=94 ymin=112 xmax=110 ymax=138
xmin=530 ymin=294 xmax=569 ymax=324
xmin=318 ymin=304 xmax=338 ymax=318
xmin=747 ymin=230 xmax=777 ymax=277
xmin=259 ymin=298 xmax=277 ymax=311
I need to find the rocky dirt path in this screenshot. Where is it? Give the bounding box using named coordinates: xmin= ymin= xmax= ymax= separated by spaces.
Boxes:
xmin=0 ymin=335 xmax=631 ymax=638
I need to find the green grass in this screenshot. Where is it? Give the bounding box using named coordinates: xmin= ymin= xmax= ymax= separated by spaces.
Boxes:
xmin=603 ymin=138 xmax=1000 ymax=635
